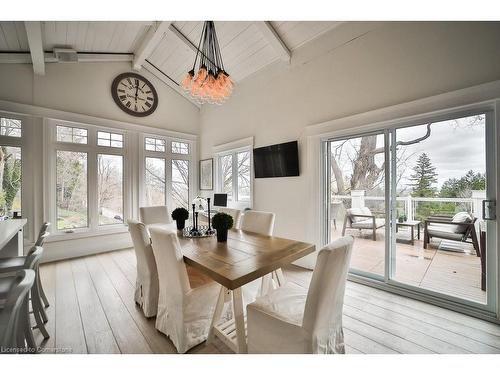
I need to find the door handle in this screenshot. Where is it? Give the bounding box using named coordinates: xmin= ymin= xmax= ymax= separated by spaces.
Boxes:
xmin=482 ymin=200 xmax=496 ymax=221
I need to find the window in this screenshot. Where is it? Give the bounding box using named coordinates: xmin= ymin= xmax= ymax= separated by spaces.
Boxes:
xmin=143 ymin=136 xmax=193 ymax=211
xmin=57 ymin=125 xmax=88 ymax=144
xmin=0 ymin=117 xmax=21 ymax=137
xmin=145 ymin=157 xmax=166 ymax=206
xmin=98 ymin=154 xmax=123 ymax=225
xmin=172 ymin=141 xmax=189 ymax=154
xmin=217 ymin=148 xmax=252 ymax=204
xmin=145 ymin=137 xmax=165 ymax=152
xmin=172 ymin=160 xmax=189 ymax=209
xmin=56 ymin=151 xmax=88 ymax=230
xmin=97 ymin=131 xmax=123 ymax=148
xmin=220 ymin=154 xmax=233 ymax=201
xmin=48 ymin=120 xmax=128 ymax=234
xmin=237 ymin=151 xmax=251 ymax=201
xmin=0 ymin=146 xmax=22 ymax=214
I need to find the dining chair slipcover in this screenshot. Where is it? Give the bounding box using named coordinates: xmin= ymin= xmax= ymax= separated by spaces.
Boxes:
xmin=240 ymin=210 xmax=275 ymax=236
xmin=140 ymin=206 xmax=173 ymax=226
xmin=246 ymin=235 xmax=354 ymax=354
xmin=150 ymin=227 xmax=220 ymax=353
xmin=239 ymin=210 xmax=281 ymax=300
xmin=218 ymin=208 xmax=242 ymax=229
xmin=127 ymin=219 xmax=159 ymax=318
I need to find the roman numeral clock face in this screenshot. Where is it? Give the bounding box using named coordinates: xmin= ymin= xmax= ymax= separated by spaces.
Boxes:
xmin=111 ymin=73 xmax=158 ymax=117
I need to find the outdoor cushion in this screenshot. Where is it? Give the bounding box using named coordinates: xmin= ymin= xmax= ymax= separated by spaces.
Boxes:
xmin=351 ymin=218 xmax=385 ymax=229
xmin=446 ymin=212 xmax=472 ymax=233
xmin=348 ymin=207 xmax=373 ymax=223
xmin=426 ymin=225 xmax=465 ymax=241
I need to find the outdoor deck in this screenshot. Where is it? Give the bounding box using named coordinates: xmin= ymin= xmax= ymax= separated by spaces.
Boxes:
xmin=333 ymin=225 xmax=485 ymax=303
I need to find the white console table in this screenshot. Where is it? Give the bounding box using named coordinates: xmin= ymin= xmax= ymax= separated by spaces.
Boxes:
xmin=0 ymin=219 xmax=27 ymax=258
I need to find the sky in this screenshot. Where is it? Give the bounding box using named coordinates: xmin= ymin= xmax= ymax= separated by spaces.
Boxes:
xmin=330 ymin=114 xmax=486 ymax=194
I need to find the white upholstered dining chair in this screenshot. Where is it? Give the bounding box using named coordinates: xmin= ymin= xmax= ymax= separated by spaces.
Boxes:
xmin=218 ymin=207 xmax=242 ymax=229
xmin=240 ymin=210 xmax=275 ymax=236
xmin=246 ymin=235 xmax=354 ymax=354
xmin=149 ymin=227 xmax=220 ymax=353
xmin=127 ymin=219 xmax=159 ymax=318
xmin=140 ymin=205 xmax=173 ymax=231
xmin=239 ymin=210 xmax=283 ymax=295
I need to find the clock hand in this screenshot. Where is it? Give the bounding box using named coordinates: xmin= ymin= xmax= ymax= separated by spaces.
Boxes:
xmin=135 ymin=84 xmax=139 ymax=102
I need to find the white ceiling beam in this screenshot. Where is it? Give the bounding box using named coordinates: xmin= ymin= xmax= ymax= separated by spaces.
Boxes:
xmin=254 ymin=21 xmax=291 ymax=63
xmin=168 ymin=24 xmax=198 ymax=53
xmin=143 ymin=60 xmax=200 ymax=110
xmin=0 ymin=53 xmax=133 ymax=64
xmin=24 ymin=21 xmax=45 ymax=75
xmin=133 ymin=21 xmax=171 ymax=71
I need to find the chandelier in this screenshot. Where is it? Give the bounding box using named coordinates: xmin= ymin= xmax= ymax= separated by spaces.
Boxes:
xmin=181 ymin=21 xmax=234 ymax=105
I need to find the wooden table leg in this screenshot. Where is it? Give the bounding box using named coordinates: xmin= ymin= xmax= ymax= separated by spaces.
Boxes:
xmin=232 ymin=288 xmax=247 ymax=353
xmin=207 ymin=285 xmax=226 ymax=344
xmin=417 ymin=223 xmax=420 ymax=240
xmin=410 ymin=225 xmax=414 ymax=245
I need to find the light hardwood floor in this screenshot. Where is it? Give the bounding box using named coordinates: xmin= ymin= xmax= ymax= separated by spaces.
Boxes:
xmin=35 ymin=249 xmax=500 ymax=354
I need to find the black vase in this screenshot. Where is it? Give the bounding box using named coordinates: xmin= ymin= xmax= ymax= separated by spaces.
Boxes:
xmin=216 ymin=228 xmax=228 ymax=242
xmin=176 ymin=219 xmax=186 ymax=231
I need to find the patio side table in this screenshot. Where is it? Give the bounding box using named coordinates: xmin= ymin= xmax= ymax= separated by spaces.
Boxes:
xmin=396 ymin=220 xmax=421 ymax=245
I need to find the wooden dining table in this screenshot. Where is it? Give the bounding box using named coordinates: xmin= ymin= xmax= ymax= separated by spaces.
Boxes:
xmin=176 ymin=228 xmax=315 ymax=353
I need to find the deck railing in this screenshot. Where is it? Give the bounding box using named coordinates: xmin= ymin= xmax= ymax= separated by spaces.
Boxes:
xmin=332 ymin=190 xmax=485 ymax=222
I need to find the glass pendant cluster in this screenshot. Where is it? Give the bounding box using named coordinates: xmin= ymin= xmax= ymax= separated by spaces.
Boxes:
xmin=181 ymin=21 xmax=234 ymax=105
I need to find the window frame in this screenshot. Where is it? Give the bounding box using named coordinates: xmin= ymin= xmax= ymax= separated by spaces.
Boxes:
xmin=45 ymin=119 xmax=130 ymax=237
xmin=215 ymin=145 xmax=253 ymax=208
xmin=139 ymin=133 xmax=196 ymax=213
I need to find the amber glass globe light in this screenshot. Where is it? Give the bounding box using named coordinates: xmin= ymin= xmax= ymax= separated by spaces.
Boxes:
xmin=181 ymin=21 xmax=234 ymax=105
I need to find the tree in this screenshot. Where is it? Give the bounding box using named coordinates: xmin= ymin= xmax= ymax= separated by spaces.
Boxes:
xmin=440 ymin=170 xmax=486 ymax=198
xmin=408 ymin=153 xmax=438 ymax=197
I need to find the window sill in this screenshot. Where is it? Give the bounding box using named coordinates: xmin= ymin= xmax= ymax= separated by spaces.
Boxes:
xmin=46 ymin=224 xmax=129 ymax=243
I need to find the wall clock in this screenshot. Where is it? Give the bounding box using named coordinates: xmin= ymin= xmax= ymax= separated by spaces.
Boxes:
xmin=111 ymin=72 xmax=158 ymax=117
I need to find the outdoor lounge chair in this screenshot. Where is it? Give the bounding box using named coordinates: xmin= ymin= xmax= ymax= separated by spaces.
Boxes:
xmin=342 ymin=207 xmax=385 ymax=241
xmin=423 ymin=212 xmax=480 ymax=255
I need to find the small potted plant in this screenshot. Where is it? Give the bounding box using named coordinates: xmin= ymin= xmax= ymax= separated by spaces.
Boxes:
xmin=398 ymin=214 xmax=407 ymax=223
xmin=212 ymin=212 xmax=234 ymax=242
xmin=171 ymin=207 xmax=189 ymax=231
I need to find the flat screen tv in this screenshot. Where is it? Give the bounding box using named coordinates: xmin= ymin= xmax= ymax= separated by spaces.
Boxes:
xmin=253 ymin=141 xmax=299 ymax=178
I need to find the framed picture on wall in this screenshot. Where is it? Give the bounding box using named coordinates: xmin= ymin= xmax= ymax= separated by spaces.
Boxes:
xmin=199 ymin=158 xmax=214 ymax=190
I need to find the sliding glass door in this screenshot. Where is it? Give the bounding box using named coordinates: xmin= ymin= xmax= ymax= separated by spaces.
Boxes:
xmin=327 ymin=132 xmax=387 ymax=279
xmin=324 ymin=110 xmax=497 ymax=312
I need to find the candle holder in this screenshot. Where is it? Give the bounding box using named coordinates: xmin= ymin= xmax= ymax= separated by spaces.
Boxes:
xmin=206 ymin=197 xmax=216 ymax=235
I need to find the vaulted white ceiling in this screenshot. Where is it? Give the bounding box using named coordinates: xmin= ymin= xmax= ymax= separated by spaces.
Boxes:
xmin=0 ymin=21 xmax=342 ymax=104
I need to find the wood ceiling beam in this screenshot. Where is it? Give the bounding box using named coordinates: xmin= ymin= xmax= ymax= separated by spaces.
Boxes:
xmin=168 ymin=24 xmax=198 ymax=53
xmin=143 ymin=60 xmax=200 ymax=109
xmin=0 ymin=52 xmax=133 ymax=64
xmin=254 ymin=21 xmax=291 ymax=63
xmin=24 ymin=21 xmax=45 ymax=75
xmin=133 ymin=21 xmax=171 ymax=71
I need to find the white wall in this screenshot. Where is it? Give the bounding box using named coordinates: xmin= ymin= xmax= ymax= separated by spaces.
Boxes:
xmin=199 ymin=21 xmax=500 ymax=246
xmin=0 ymin=61 xmax=200 ymax=262
xmin=0 ymin=61 xmax=199 ymax=134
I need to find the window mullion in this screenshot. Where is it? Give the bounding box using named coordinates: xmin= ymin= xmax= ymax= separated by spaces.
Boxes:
xmin=232 ymin=152 xmax=238 ymax=202
xmin=88 ymin=150 xmax=98 ymax=230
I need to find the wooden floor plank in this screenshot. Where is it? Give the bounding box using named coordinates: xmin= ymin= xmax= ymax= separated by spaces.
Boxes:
xmin=344 ymin=295 xmax=471 ymax=353
xmin=36 ymin=263 xmax=56 ymax=352
xmin=109 ymin=250 xmax=136 ymax=286
xmin=54 ymin=261 xmax=87 ymax=354
xmin=38 ymin=250 xmax=500 ymax=354
xmin=70 ymin=259 xmax=120 ymax=354
xmin=343 ymin=328 xmax=398 ymax=354
xmin=83 ymin=255 xmax=152 ymax=354
xmin=347 ymin=286 xmax=500 ymax=353
xmin=95 ymin=252 xmax=177 ymax=354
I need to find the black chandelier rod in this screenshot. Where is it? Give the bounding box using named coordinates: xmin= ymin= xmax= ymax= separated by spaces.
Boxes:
xmin=191 ymin=21 xmax=226 ymax=75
